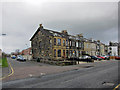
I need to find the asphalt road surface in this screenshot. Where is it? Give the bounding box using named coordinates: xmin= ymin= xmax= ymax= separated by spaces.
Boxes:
xmin=2 ymin=60 xmax=119 ymax=89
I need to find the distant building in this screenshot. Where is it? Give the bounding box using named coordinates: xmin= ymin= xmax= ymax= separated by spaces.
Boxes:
xmin=83 ymin=39 xmax=97 ymax=56
xmin=20 ymin=48 xmax=32 ymax=60
xmin=100 ymin=43 xmax=105 ymax=55
xmin=104 ymin=45 xmax=109 ymax=55
xmin=21 ymin=48 xmax=32 ymax=55
xmin=83 ymin=38 xmax=98 ymax=56
xmin=108 ymin=42 xmax=118 ymax=56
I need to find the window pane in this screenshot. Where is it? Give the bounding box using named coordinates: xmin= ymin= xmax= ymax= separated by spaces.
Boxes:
xmin=54 ymin=49 xmax=56 ymax=57
xmin=54 ymin=38 xmax=56 ymax=45
xmin=76 ymin=41 xmax=78 ymax=47
xmin=66 ymin=40 xmax=68 ymax=46
xmin=70 ymin=50 xmax=72 ymax=56
xmin=70 ymin=41 xmax=71 ymax=46
xmin=63 ymin=50 xmax=65 ymax=57
xmin=63 ymin=40 xmax=65 ymax=46
xmin=58 ymin=50 xmax=61 ymax=57
xmin=66 ymin=50 xmax=68 ymax=57
xmin=72 ymin=41 xmax=75 ymax=46
xmin=57 ymin=39 xmax=61 ymax=45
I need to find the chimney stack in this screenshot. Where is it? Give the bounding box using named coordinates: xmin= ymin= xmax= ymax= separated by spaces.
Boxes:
xmin=39 ymin=24 xmax=43 ymax=28
xmin=61 ymin=30 xmax=68 ymax=35
xmin=77 ymin=33 xmax=83 ymax=38
xmin=97 ymin=40 xmax=100 ymax=42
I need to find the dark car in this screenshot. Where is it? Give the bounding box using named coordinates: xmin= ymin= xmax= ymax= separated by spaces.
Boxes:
xmin=11 ymin=55 xmax=16 ymax=59
xmin=79 ymin=55 xmax=94 ymax=62
xmin=90 ymin=56 xmax=102 ymax=60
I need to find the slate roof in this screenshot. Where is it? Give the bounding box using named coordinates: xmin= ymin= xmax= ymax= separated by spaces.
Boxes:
xmin=30 ymin=27 xmax=81 ymax=41
xmin=30 ymin=26 xmax=99 ymax=44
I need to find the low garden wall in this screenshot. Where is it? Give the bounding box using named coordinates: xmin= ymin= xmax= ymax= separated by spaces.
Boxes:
xmin=37 ymin=59 xmax=76 ymax=66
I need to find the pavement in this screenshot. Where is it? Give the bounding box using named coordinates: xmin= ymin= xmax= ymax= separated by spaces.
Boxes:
xmin=2 ymin=58 xmax=119 ymax=89
xmin=2 ymin=67 xmax=10 ymax=77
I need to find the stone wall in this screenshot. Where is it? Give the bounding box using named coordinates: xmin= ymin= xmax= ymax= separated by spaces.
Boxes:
xmin=31 ymin=30 xmax=53 ymax=60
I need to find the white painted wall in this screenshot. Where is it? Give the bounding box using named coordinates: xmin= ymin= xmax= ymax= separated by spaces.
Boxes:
xmin=108 ymin=46 xmax=118 ymax=56
xmin=23 ymin=55 xmax=32 ymax=60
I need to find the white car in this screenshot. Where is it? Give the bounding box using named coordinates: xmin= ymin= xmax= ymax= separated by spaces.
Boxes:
xmin=79 ymin=55 xmax=91 ymax=59
xmin=82 ymin=55 xmax=91 ymax=59
xmin=17 ymin=55 xmax=26 ymax=61
xmin=101 ymin=55 xmax=110 ymax=60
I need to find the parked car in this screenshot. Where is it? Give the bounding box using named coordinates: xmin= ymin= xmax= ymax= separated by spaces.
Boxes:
xmin=90 ymin=56 xmax=102 ymax=60
xmin=17 ymin=55 xmax=26 ymax=61
xmin=115 ymin=56 xmax=120 ymax=60
xmin=79 ymin=55 xmax=93 ymax=62
xmin=97 ymin=55 xmax=105 ymax=60
xmin=101 ymin=55 xmax=110 ymax=60
xmin=82 ymin=55 xmax=91 ymax=59
xmin=11 ymin=55 xmax=16 ymax=59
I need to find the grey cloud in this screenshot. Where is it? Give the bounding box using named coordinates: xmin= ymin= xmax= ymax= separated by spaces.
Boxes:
xmin=2 ymin=2 xmax=118 ymax=53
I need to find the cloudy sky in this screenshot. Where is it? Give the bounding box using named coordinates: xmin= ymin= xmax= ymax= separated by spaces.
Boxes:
xmin=0 ymin=0 xmax=118 ymax=54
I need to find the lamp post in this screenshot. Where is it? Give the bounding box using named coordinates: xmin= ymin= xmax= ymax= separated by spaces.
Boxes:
xmin=0 ymin=33 xmax=6 ymax=36
xmin=1 ymin=33 xmax=6 ymax=57
xmin=25 ymin=44 xmax=29 ymax=60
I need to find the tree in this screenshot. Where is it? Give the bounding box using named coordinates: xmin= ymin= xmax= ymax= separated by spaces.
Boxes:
xmin=15 ymin=49 xmax=20 ymax=55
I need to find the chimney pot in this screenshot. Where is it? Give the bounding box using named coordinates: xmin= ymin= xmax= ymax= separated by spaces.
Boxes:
xmin=39 ymin=24 xmax=43 ymax=28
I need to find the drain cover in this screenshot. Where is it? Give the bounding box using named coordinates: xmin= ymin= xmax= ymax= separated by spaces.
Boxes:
xmin=83 ymin=66 xmax=94 ymax=68
xmin=102 ymin=82 xmax=114 ymax=86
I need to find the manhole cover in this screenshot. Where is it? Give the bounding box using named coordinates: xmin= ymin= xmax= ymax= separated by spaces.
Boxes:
xmin=73 ymin=69 xmax=78 ymax=70
xmin=83 ymin=66 xmax=94 ymax=68
xmin=102 ymin=82 xmax=114 ymax=86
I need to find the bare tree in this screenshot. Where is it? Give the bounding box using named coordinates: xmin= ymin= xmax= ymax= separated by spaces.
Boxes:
xmin=15 ymin=49 xmax=20 ymax=55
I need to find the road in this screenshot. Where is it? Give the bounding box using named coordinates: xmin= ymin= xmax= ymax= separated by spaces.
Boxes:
xmin=2 ymin=59 xmax=119 ymax=89
xmin=3 ymin=58 xmax=91 ymax=82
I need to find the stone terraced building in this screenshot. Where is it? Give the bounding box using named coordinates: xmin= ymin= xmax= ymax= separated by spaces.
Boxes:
xmin=30 ymin=24 xmax=112 ymax=60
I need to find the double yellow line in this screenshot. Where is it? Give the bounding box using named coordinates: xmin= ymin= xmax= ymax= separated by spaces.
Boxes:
xmin=0 ymin=61 xmax=14 ymax=80
xmin=113 ymin=84 xmax=120 ymax=90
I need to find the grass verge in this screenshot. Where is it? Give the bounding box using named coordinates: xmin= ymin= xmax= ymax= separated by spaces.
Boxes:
xmin=0 ymin=58 xmax=1 ymax=65
xmin=0 ymin=57 xmax=8 ymax=67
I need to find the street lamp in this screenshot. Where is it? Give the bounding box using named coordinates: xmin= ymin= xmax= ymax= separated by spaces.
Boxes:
xmin=25 ymin=44 xmax=29 ymax=60
xmin=0 ymin=33 xmax=6 ymax=57
xmin=2 ymin=34 xmax=6 ymax=36
xmin=0 ymin=33 xmax=6 ymax=36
